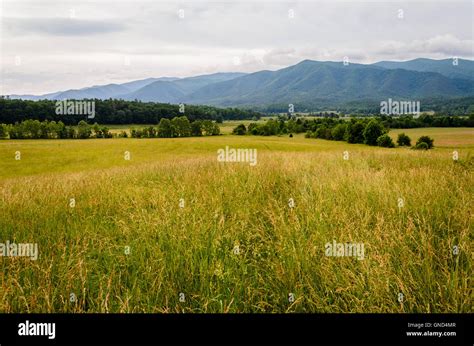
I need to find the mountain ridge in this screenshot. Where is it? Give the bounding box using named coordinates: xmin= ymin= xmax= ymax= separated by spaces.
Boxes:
xmin=7 ymin=58 xmax=474 ymax=109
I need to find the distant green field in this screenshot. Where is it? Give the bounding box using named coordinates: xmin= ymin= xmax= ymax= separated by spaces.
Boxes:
xmin=388 ymin=127 xmax=474 ymax=148
xmin=0 ymin=129 xmax=472 ymax=313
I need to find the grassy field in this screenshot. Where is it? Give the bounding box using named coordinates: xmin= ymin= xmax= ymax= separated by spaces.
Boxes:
xmin=0 ymin=129 xmax=472 ymax=313
xmin=389 ymin=128 xmax=474 ymax=148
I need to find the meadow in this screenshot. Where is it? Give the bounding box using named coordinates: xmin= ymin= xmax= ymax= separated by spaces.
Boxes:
xmin=0 ymin=127 xmax=472 ymax=313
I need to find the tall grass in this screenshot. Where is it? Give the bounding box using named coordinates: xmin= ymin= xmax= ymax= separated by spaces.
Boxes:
xmin=0 ymin=135 xmax=472 ymax=312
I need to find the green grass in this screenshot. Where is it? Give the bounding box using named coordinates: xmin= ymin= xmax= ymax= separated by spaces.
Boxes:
xmin=0 ymin=129 xmax=472 ymax=313
xmin=389 ymin=128 xmax=474 ymax=148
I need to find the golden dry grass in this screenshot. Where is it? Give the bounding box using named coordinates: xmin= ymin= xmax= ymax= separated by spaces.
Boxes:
xmin=0 ymin=133 xmax=472 ymax=312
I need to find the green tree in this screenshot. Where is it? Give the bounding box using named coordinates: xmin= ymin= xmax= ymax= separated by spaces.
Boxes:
xmin=331 ymin=123 xmax=347 ymax=141
xmin=0 ymin=124 xmax=8 ymax=139
xmin=101 ymin=126 xmax=112 ymax=138
xmin=191 ymin=121 xmax=203 ymax=136
xmin=345 ymin=120 xmax=365 ymax=143
xmin=172 ymin=116 xmax=191 ymax=137
xmin=93 ymin=123 xmax=102 ymax=138
xmin=416 ymin=136 xmax=434 ymax=149
xmin=376 ymin=134 xmax=395 ymax=148
xmin=363 ymin=119 xmax=386 ymax=146
xmin=202 ymin=120 xmax=220 ymax=136
xmin=261 ymin=119 xmax=279 ymax=136
xmin=56 ymin=121 xmax=67 ymax=139
xmin=397 ymin=133 xmax=411 ymax=146
xmin=247 ymin=123 xmax=260 ymax=135
xmin=232 ymin=124 xmax=247 ymax=135
xmin=414 ymin=142 xmax=429 ymax=150
xmin=77 ymin=120 xmax=92 ymax=139
xmin=158 ymin=118 xmax=174 ymax=138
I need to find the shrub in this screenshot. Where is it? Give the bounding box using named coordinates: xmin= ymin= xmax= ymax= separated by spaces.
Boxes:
xmin=260 ymin=120 xmax=279 ymax=136
xmin=248 ymin=123 xmax=260 ymax=135
xmin=77 ymin=120 xmax=92 ymax=139
xmin=416 ymin=135 xmax=434 ymax=149
xmin=414 ymin=142 xmax=429 ymax=150
xmin=397 ymin=133 xmax=411 ymax=146
xmin=331 ymin=123 xmax=347 ymax=141
xmin=363 ymin=119 xmax=386 ymax=146
xmin=232 ymin=124 xmax=247 ymax=135
xmin=315 ymin=125 xmax=327 ymax=139
xmin=0 ymin=124 xmax=8 ymax=139
xmin=376 ymin=134 xmax=395 ymax=148
xmin=345 ymin=121 xmax=365 ymax=143
xmin=191 ymin=120 xmax=203 ymax=136
xmin=158 ymin=118 xmax=174 ymax=138
xmin=202 ymin=120 xmax=220 ymax=136
xmin=172 ymin=116 xmax=191 ymax=137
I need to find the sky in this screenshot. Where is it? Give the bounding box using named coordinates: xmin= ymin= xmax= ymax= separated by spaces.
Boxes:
xmin=0 ymin=0 xmax=473 ymax=95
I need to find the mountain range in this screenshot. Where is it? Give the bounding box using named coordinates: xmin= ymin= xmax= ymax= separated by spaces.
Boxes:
xmin=9 ymin=58 xmax=474 ymax=109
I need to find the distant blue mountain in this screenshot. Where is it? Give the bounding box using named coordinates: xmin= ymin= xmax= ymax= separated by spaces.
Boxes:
xmin=122 ymin=73 xmax=247 ymax=102
xmin=10 ymin=73 xmax=246 ymax=102
xmin=8 ymin=58 xmax=474 ymax=108
xmin=185 ymin=60 xmax=474 ymax=107
xmin=374 ymin=58 xmax=474 ymax=81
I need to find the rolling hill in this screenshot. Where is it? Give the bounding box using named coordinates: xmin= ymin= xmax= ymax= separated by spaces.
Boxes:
xmin=374 ymin=58 xmax=474 ymax=81
xmin=185 ymin=60 xmax=474 ymax=107
xmin=7 ymin=58 xmax=474 ymax=110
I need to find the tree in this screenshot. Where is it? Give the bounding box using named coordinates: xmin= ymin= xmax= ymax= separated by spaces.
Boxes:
xmin=247 ymin=123 xmax=260 ymax=135
xmin=191 ymin=120 xmax=203 ymax=136
xmin=66 ymin=127 xmax=76 ymax=139
xmin=376 ymin=134 xmax=395 ymax=148
xmin=93 ymin=123 xmax=102 ymax=138
xmin=232 ymin=124 xmax=247 ymax=135
xmin=202 ymin=120 xmax=220 ymax=136
xmin=261 ymin=119 xmax=279 ymax=136
xmin=77 ymin=120 xmax=92 ymax=139
xmin=363 ymin=119 xmax=386 ymax=146
xmin=21 ymin=119 xmax=42 ymax=139
xmin=397 ymin=133 xmax=411 ymax=146
xmin=331 ymin=123 xmax=347 ymax=141
xmin=0 ymin=124 xmax=8 ymax=139
xmin=101 ymin=126 xmax=112 ymax=138
xmin=172 ymin=116 xmax=192 ymax=137
xmin=416 ymin=135 xmax=434 ymax=149
xmin=315 ymin=125 xmax=328 ymax=139
xmin=414 ymin=142 xmax=429 ymax=150
xmin=345 ymin=120 xmax=365 ymax=143
xmin=56 ymin=121 xmax=67 ymax=138
xmin=286 ymin=119 xmax=300 ymax=134
xmin=158 ymin=118 xmax=174 ymax=138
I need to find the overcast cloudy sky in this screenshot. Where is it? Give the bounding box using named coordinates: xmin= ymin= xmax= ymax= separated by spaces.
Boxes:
xmin=1 ymin=0 xmax=473 ymax=95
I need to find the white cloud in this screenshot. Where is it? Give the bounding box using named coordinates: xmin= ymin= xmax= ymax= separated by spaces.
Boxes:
xmin=1 ymin=0 xmax=472 ymax=94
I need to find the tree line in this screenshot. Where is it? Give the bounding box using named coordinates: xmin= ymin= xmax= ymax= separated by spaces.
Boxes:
xmin=233 ymin=117 xmax=435 ymax=149
xmin=0 ymin=116 xmax=220 ymax=139
xmin=256 ymin=96 xmax=474 ymax=115
xmin=130 ymin=117 xmax=220 ymax=138
xmin=379 ymin=114 xmax=474 ymax=128
xmin=0 ymin=120 xmax=112 ymax=139
xmin=0 ymin=97 xmax=262 ymax=125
